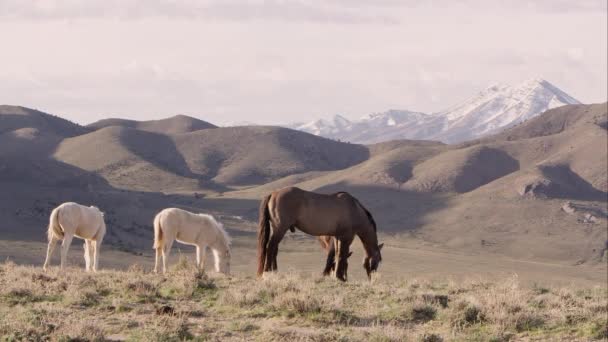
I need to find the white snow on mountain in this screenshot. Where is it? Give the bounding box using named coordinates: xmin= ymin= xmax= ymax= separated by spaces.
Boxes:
xmin=291 ymin=114 xmax=353 ymax=136
xmin=288 ymin=79 xmax=581 ymax=144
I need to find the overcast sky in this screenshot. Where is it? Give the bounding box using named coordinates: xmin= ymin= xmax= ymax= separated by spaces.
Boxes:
xmin=0 ymin=0 xmax=606 ymax=125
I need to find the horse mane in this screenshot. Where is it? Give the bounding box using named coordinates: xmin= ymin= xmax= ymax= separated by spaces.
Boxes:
xmin=198 ymin=213 xmax=231 ymax=248
xmin=332 ymin=191 xmax=377 ymax=232
xmin=89 ymin=206 xmax=104 ymax=216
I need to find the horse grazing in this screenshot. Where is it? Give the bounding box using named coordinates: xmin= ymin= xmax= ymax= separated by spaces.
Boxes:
xmin=257 ymin=187 xmax=383 ymax=281
xmin=43 ymin=202 xmax=107 ymax=272
xmin=153 ymin=208 xmax=231 ymax=274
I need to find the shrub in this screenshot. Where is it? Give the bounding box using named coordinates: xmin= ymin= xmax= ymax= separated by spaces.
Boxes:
xmin=514 ymin=312 xmax=544 ymax=332
xmin=422 ymin=294 xmax=449 ymax=308
xmin=421 ymin=333 xmax=444 ymax=342
xmin=272 ymin=292 xmax=322 ymax=315
xmin=409 ymin=304 xmax=437 ymax=323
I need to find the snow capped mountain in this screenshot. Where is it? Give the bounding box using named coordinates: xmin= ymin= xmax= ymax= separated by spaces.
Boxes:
xmin=288 ymin=79 xmax=580 ymax=144
xmin=290 ymin=114 xmax=353 ymax=136
xmin=289 ymin=110 xmax=428 ymax=142
xmin=360 ymin=110 xmax=428 ymax=128
xmin=434 ymin=78 xmax=581 ymax=142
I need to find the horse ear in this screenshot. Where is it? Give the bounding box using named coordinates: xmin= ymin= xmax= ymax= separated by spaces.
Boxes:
xmin=378 ymin=243 xmax=384 ymax=250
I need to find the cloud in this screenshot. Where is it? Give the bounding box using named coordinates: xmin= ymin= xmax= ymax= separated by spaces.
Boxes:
xmin=0 ymin=0 xmax=604 ymax=125
xmin=0 ymin=0 xmax=397 ymax=24
xmin=2 ymin=0 xmax=604 ymax=23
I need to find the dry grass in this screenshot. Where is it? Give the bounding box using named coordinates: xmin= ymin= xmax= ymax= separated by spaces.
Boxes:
xmin=0 ymin=260 xmax=606 ymax=341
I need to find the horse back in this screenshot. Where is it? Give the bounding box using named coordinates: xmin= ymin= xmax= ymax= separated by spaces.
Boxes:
xmin=57 ymin=202 xmax=104 ymax=239
xmin=159 ymin=207 xmax=218 ymax=245
xmin=272 ymin=187 xmax=369 ymax=235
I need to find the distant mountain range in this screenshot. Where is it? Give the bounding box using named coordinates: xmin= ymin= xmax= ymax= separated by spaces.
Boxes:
xmin=288 ymin=78 xmax=581 ymax=143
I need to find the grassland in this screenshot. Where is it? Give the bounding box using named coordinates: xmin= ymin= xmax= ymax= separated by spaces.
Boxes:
xmin=0 ymin=260 xmax=606 ymax=341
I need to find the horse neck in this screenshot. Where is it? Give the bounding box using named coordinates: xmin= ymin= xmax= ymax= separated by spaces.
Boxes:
xmin=358 ymin=229 xmax=379 ymax=258
xmin=209 ymin=229 xmax=229 ymax=254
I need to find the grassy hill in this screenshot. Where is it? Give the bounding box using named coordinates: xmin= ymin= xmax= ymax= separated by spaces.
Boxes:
xmin=0 ymin=262 xmax=605 ymax=341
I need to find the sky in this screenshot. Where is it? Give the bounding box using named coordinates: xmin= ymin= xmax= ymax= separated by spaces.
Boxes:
xmin=0 ymin=0 xmax=606 ymax=126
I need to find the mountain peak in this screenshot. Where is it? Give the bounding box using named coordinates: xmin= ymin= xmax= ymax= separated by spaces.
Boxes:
xmin=288 ymin=78 xmax=581 ymax=144
xmin=521 ymin=77 xmax=547 ymax=85
xmin=332 ymin=114 xmax=352 ymax=126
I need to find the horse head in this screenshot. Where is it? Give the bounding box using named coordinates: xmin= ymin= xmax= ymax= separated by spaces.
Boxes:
xmin=218 ymin=248 xmax=231 ymax=275
xmin=363 ymin=243 xmax=384 ymax=280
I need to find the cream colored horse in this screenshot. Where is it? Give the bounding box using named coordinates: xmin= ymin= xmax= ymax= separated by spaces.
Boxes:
xmin=43 ymin=202 xmax=106 ymax=271
xmin=153 ymin=208 xmax=231 ymax=274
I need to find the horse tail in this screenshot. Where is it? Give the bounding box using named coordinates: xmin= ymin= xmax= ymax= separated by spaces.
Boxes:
xmin=47 ymin=207 xmax=64 ymax=241
xmin=257 ymin=194 xmax=272 ymax=277
xmin=353 ymin=197 xmax=377 ymax=232
xmin=153 ymin=212 xmax=163 ymax=250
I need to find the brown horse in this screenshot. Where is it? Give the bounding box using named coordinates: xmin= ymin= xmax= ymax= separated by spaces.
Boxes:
xmin=257 ymin=187 xmax=383 ymax=281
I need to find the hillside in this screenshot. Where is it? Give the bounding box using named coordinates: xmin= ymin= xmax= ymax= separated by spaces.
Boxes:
xmin=172 ymin=126 xmax=368 ymax=185
xmin=0 ymin=106 xmax=103 ymax=189
xmin=230 ymin=103 xmax=607 ymax=264
xmin=480 ymin=102 xmax=608 ymax=142
xmin=87 ymin=114 xmax=217 ymax=135
xmin=53 ymin=124 xmax=369 ymax=190
xmin=54 ymin=126 xmax=202 ymax=192
xmin=0 ymin=103 xmax=606 ymax=275
xmin=0 ymin=105 xmax=88 ymax=137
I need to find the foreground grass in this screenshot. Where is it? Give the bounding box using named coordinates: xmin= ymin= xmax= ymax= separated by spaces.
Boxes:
xmin=0 ymin=260 xmax=606 ymax=341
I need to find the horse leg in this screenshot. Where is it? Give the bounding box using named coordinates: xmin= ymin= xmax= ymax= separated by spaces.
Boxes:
xmin=84 ymin=240 xmax=91 ymax=272
xmin=60 ymin=234 xmax=74 ymax=270
xmin=201 ymin=245 xmax=208 ymax=271
xmin=323 ymin=240 xmax=336 ymax=276
xmin=272 ymin=227 xmax=290 ymax=271
xmin=196 ymin=245 xmax=208 ymax=271
xmin=335 ymin=237 xmax=353 ymax=282
xmin=195 ymin=245 xmax=201 ymax=270
xmin=334 ymin=238 xmax=342 ymax=279
xmin=266 ymin=225 xmax=287 ymax=272
xmin=154 ymin=245 xmax=162 ymax=273
xmin=264 ymin=227 xmax=275 ymax=272
xmin=92 ymin=237 xmax=102 ymax=272
xmin=162 ymin=238 xmax=175 ymax=274
xmin=43 ymin=237 xmax=59 ymax=271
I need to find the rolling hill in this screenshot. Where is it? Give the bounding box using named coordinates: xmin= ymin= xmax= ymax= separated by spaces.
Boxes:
xmin=172 ymin=126 xmax=368 ymax=185
xmin=234 ymin=102 xmax=607 ymax=264
xmin=53 ymin=124 xmax=368 ymax=191
xmin=87 ymin=114 xmax=217 ymax=135
xmin=0 ymin=105 xmax=88 ymax=138
xmin=0 ymin=102 xmax=606 ymax=272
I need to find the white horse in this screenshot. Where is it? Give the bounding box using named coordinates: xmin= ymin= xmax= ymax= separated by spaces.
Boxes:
xmin=153 ymin=208 xmax=231 ymax=274
xmin=43 ymin=202 xmax=107 ymax=272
